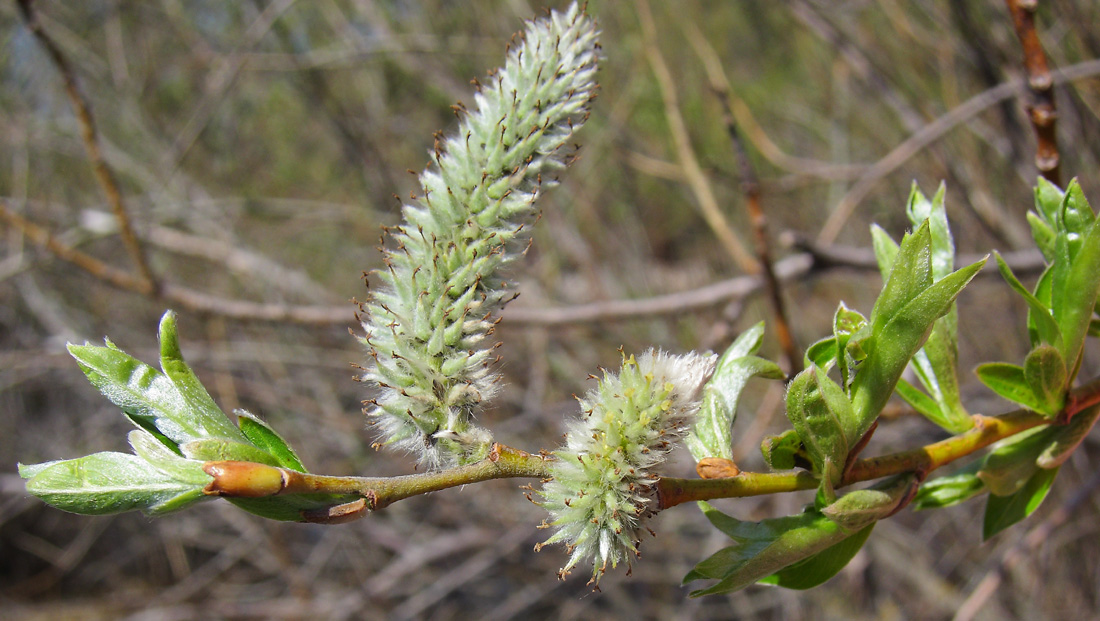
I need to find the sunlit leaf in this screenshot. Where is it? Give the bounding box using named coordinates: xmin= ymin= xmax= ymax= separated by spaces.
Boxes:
xmin=685 ymin=504 xmax=854 ymax=596
xmin=975 ymin=362 xmax=1046 ymax=414
xmin=158 ymin=312 xmax=246 ymax=442
xmin=20 ymin=452 xmax=208 ymax=516
xmin=237 ymin=410 xmax=308 ymax=472
xmin=686 ymin=322 xmax=783 ymax=461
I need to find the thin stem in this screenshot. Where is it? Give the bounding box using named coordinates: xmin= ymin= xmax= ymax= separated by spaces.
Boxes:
xmin=656 ymin=375 xmax=1100 ymax=510
xmin=633 ymin=0 xmax=759 ymax=273
xmin=203 ymin=443 xmax=552 ymax=522
xmin=718 ymin=89 xmax=801 ymax=373
xmin=1004 ymin=0 xmax=1061 ymax=186
xmin=16 ymin=0 xmax=158 ymax=295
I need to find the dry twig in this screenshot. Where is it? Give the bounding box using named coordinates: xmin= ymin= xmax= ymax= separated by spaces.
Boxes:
xmin=633 ymin=0 xmax=759 ymax=273
xmin=1003 ymin=0 xmax=1061 ymax=186
xmin=16 ymin=0 xmax=157 ymax=295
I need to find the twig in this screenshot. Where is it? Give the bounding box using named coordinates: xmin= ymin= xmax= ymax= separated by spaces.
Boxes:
xmin=719 ymin=98 xmax=801 ymax=371
xmin=817 ymin=58 xmax=1100 ymax=244
xmin=0 ymin=198 xmax=352 ymax=324
xmin=202 ymin=443 xmax=552 ymax=522
xmin=678 ymin=16 xmax=868 ymax=181
xmin=166 ymin=0 xmax=297 ymax=170
xmin=656 ymin=375 xmax=1100 ymax=510
xmin=16 ymin=0 xmax=157 ymax=295
xmin=1004 ymin=0 xmax=1061 ymax=186
xmin=633 ymin=0 xmax=759 ymax=273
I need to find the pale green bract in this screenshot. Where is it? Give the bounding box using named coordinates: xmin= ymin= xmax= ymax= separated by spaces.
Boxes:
xmin=536 ymin=350 xmax=716 ymax=582
xmin=360 ymin=2 xmax=599 ymax=468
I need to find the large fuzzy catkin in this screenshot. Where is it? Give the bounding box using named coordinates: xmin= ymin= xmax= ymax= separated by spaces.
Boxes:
xmin=360 ymin=4 xmax=599 ymax=468
xmin=537 ymin=350 xmax=716 ymax=581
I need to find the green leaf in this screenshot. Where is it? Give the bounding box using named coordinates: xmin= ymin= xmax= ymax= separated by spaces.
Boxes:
xmin=832 ymin=303 xmax=867 ymax=391
xmin=20 ymin=452 xmax=208 ymax=516
xmin=974 ymin=362 xmax=1047 ymax=414
xmin=895 ymin=379 xmax=944 ymax=424
xmin=869 ymin=224 xmax=899 ymax=281
xmin=761 ymin=429 xmax=805 ymax=471
xmin=180 ymin=438 xmax=283 ymax=467
xmin=995 ymin=252 xmax=1063 ymax=351
xmin=849 ymin=255 xmax=986 ymax=438
xmin=905 ymin=181 xmax=953 ymax=279
xmin=1052 ymin=204 xmax=1100 ymax=375
xmin=1023 ymin=345 xmax=1067 ymax=416
xmin=158 ymin=312 xmax=246 ymax=442
xmin=869 ymin=222 xmax=934 ymax=333
xmin=1034 ymin=177 xmax=1064 ymax=226
xmin=1037 ymin=404 xmax=1100 ymax=469
xmin=785 ymin=365 xmax=856 ymax=485
xmin=1027 ymin=211 xmax=1056 ymax=262
xmin=820 ymin=474 xmax=918 ymax=532
xmin=804 ymin=336 xmax=838 ymax=373
xmin=128 ymin=430 xmax=212 ymax=486
xmin=977 ymin=425 xmax=1058 ymax=496
xmin=237 ymin=410 xmax=308 ymax=472
xmin=982 ymin=466 xmax=1059 ymax=540
xmin=67 ymin=342 xmax=197 ymax=446
xmin=758 ymin=523 xmax=874 ymax=590
xmin=912 ymin=467 xmax=986 ymax=511
xmin=685 ymin=504 xmax=855 ymax=596
xmin=686 ymin=322 xmax=783 ymax=461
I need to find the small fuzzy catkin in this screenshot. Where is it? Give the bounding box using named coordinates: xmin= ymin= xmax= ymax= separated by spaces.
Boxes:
xmin=537 ymin=350 xmax=716 ymax=582
xmin=360 ymin=3 xmax=599 ymax=468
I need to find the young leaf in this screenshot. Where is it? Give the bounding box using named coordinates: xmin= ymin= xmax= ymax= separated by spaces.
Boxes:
xmin=1027 ymin=211 xmax=1056 ymax=262
xmin=995 ymin=252 xmax=1063 ymax=351
xmin=869 ymin=222 xmax=934 ymax=332
xmin=757 ymin=523 xmax=874 ymax=590
xmin=761 ymin=429 xmax=806 ymax=471
xmin=1052 ymin=202 xmax=1100 ymax=375
xmin=785 ymin=365 xmax=856 ymax=485
xmin=912 ymin=468 xmax=986 ymax=511
xmin=686 ymin=323 xmax=783 ymax=461
xmin=128 ymin=430 xmax=212 ymax=486
xmin=180 ymin=438 xmax=284 ymax=468
xmin=849 ymin=255 xmax=986 ymax=437
xmin=1033 ymin=177 xmax=1064 ymax=228
xmin=20 ymin=452 xmax=208 ymax=516
xmin=237 ymin=410 xmax=308 ymax=472
xmin=977 ymin=425 xmax=1059 ymax=496
xmin=67 ymin=342 xmax=198 ymax=446
xmin=1023 ymin=345 xmax=1067 ymax=416
xmin=1037 ymin=404 xmax=1100 ymax=469
xmin=895 ymin=379 xmax=945 ymax=427
xmin=869 ymin=224 xmax=900 ymax=280
xmin=974 ymin=362 xmax=1049 ymax=415
xmin=684 ymin=503 xmax=857 ymax=596
xmin=804 ymin=336 xmax=838 ymax=373
xmin=982 ymin=466 xmax=1059 ymax=540
xmin=906 ymin=182 xmax=953 ymax=280
xmin=820 ymin=474 xmax=918 ymax=533
xmin=832 ymin=303 xmax=867 ymax=390
xmin=158 ymin=312 xmax=246 ymax=442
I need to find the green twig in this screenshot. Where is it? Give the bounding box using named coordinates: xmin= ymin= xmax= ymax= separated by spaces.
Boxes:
xmin=656 ymin=375 xmax=1100 ymax=509
xmin=203 ymin=443 xmax=551 ymax=522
